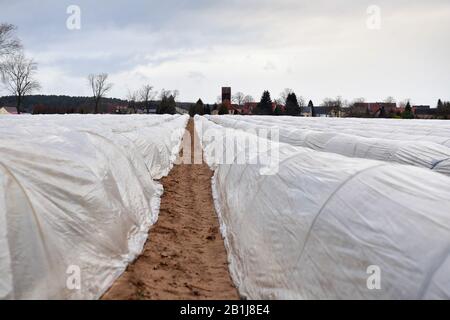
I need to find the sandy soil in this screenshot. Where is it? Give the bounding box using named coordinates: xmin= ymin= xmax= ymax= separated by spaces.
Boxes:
xmin=102 ymin=119 xmax=239 ymax=300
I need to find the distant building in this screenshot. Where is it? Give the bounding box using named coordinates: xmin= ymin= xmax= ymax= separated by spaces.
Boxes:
xmin=340 ymin=107 xmax=351 ymax=117
xmin=0 ymin=106 xmax=18 ymax=115
xmin=239 ymin=102 xmax=285 ymax=115
xmin=413 ymin=105 xmax=431 ymax=112
xmin=351 ymin=102 xmax=397 ymax=117
xmin=314 ymin=106 xmax=335 ymax=117
xmin=114 ymin=105 xmax=135 ymax=114
xmin=242 ymin=102 xmax=257 ymax=115
xmin=413 ymin=105 xmax=435 ymax=119
xmin=300 ymin=106 xmax=312 ymax=117
xmin=143 ymin=101 xmax=192 ymax=114
xmin=228 ymin=104 xmax=240 ymax=115
xmin=222 ymin=87 xmax=231 ymax=104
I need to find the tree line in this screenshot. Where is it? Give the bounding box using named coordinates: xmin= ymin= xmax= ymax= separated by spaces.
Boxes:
xmin=0 ymin=95 xmax=127 ymax=114
xmin=124 ymin=85 xmax=179 ymax=115
xmin=84 ymin=74 xmax=179 ymax=114
xmin=437 ymin=99 xmax=450 ymax=119
xmin=203 ymin=88 xmax=450 ymax=119
xmin=188 ymin=89 xmax=318 ymax=117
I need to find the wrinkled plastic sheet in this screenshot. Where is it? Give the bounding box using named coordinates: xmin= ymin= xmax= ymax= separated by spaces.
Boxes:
xmin=0 ymin=114 xmax=188 ymax=299
xmin=196 ymin=115 xmax=450 ymax=299
xmin=206 ymin=115 xmax=450 ymax=176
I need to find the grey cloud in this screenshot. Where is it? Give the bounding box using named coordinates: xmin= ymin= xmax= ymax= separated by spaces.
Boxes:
xmin=0 ymin=0 xmax=449 ymax=104
xmin=188 ymin=71 xmax=206 ymax=81
xmin=264 ymin=62 xmax=276 ymax=71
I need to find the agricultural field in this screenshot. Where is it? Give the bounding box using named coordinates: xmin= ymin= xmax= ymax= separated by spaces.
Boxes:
xmin=1 ymin=114 xmax=450 ymax=300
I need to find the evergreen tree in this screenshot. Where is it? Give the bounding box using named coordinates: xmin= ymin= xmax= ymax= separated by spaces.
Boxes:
xmin=402 ymin=101 xmax=414 ymax=119
xmin=308 ymin=100 xmax=315 ymax=117
xmin=204 ymin=104 xmax=211 ymax=115
xmin=157 ymin=95 xmax=176 ymax=114
xmin=273 ymin=105 xmax=283 ymax=116
xmin=157 ymin=95 xmax=167 ymax=114
xmin=189 ymin=99 xmax=204 ymax=117
xmin=218 ymin=103 xmax=229 ymax=115
xmin=188 ymin=103 xmax=196 ymax=117
xmin=166 ymin=95 xmax=176 ymax=114
xmin=437 ymin=99 xmax=447 ymax=118
xmin=285 ymin=93 xmax=301 ymax=116
xmin=255 ymin=90 xmax=273 ymax=115
xmin=195 ymin=99 xmax=204 ymax=115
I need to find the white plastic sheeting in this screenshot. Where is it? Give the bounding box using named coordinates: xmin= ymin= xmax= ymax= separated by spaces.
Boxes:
xmin=244 ymin=116 xmax=450 ymax=140
xmin=234 ymin=116 xmax=450 ymax=146
xmin=0 ymin=114 xmax=188 ymax=179
xmin=196 ymin=115 xmax=450 ymax=300
xmin=206 ymin=115 xmax=450 ymax=176
xmin=0 ymin=114 xmax=188 ymax=299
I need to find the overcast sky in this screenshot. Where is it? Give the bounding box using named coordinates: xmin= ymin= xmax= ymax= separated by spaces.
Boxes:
xmin=1 ymin=0 xmax=449 ymax=105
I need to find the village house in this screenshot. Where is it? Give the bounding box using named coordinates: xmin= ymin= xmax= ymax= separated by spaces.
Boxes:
xmin=0 ymin=106 xmax=18 ymax=115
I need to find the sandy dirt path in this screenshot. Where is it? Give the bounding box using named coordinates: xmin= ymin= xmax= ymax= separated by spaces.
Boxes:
xmin=102 ymin=119 xmax=239 ymax=300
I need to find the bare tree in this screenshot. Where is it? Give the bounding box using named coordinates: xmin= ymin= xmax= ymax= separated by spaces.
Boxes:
xmin=279 ymin=88 xmax=294 ymax=105
xmin=274 ymin=98 xmax=283 ymax=105
xmin=160 ymin=89 xmax=179 ymax=101
xmin=88 ymin=73 xmax=113 ymax=114
xmin=172 ymin=89 xmax=180 ymax=101
xmin=0 ymin=23 xmax=22 ymax=57
xmin=232 ymin=92 xmax=245 ymax=106
xmin=127 ymin=89 xmax=139 ymax=113
xmin=323 ymin=96 xmax=343 ymax=117
xmin=243 ymin=95 xmax=254 ymax=104
xmin=139 ymin=84 xmax=157 ymax=114
xmin=398 ymin=99 xmax=410 ymax=109
xmin=384 ymin=96 xmax=396 ymax=104
xmin=297 ymin=95 xmax=306 ymax=107
xmin=1 ymin=53 xmax=40 ymax=114
xmin=159 ymin=89 xmax=169 ymax=100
